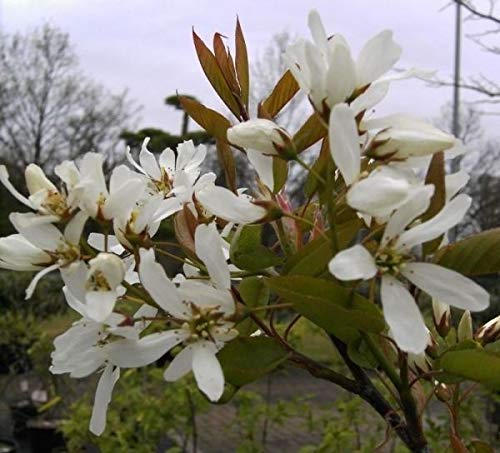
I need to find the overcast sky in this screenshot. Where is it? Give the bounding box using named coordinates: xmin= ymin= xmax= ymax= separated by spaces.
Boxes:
xmin=2 ymin=0 xmax=499 ymax=138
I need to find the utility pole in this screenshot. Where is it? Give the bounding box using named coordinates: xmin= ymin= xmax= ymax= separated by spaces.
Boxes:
xmin=451 ymin=0 xmax=462 ymax=172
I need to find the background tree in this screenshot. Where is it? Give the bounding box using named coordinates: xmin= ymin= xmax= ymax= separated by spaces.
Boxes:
xmin=0 ymin=24 xmax=137 ymax=173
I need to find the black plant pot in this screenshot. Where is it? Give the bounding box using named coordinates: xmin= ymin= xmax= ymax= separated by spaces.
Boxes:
xmin=26 ymin=419 xmax=65 ymax=453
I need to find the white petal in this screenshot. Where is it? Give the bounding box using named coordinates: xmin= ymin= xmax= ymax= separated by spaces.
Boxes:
xmin=356 ymin=30 xmax=402 ymax=88
xmin=246 ymin=150 xmax=274 ymax=189
xmin=139 ymin=140 xmax=161 ymax=180
xmin=347 ymin=175 xmax=411 ymax=218
xmin=329 ymin=103 xmax=360 ymax=185
xmin=381 ymin=275 xmax=429 ymax=354
xmin=324 ymin=36 xmax=357 ymax=106
xmin=195 ymin=223 xmax=230 ymax=290
xmin=308 ymin=10 xmax=328 ymax=50
xmin=328 ymin=245 xmax=377 ymax=281
xmin=164 ymin=344 xmax=194 ymax=382
xmin=402 ymin=262 xmax=489 ymax=311
xmin=159 ymin=147 xmax=176 ymax=174
xmin=85 ymin=291 xmax=118 ymax=323
xmin=191 ymin=341 xmax=224 ymax=401
xmin=0 ymin=165 xmax=34 ymax=208
xmin=382 ymin=186 xmax=434 ymax=246
xmin=445 ymin=171 xmax=469 ymax=202
xmin=396 ymin=194 xmax=471 ymax=251
xmin=87 ymin=233 xmax=125 ymax=254
xmin=64 ymin=211 xmax=88 ymax=245
xmin=179 ymin=280 xmax=235 ymax=315
xmin=25 ymin=263 xmax=60 ymax=299
xmin=89 ymin=365 xmax=120 ymax=436
xmin=80 ymin=153 xmax=107 ymax=195
xmin=107 ymin=330 xmax=188 ymax=368
xmin=138 ymin=248 xmax=187 ymax=318
xmin=196 ymin=185 xmax=266 ymax=224
xmin=350 ymin=81 xmax=390 ymax=115
xmin=10 ymin=212 xmax=64 ymax=251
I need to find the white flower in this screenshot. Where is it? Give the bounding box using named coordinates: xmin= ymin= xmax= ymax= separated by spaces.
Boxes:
xmin=138 ymin=223 xmax=238 ymax=401
xmin=363 ymin=114 xmax=457 ymax=159
xmin=329 ymin=103 xmax=429 ymax=217
xmin=1 ymin=211 xmax=88 ymax=298
xmin=61 ymin=253 xmax=126 ymax=322
xmin=285 ymin=10 xmax=403 ymax=113
xmin=328 ymin=191 xmax=489 ymax=353
xmin=227 ymin=119 xmax=291 ymax=189
xmin=227 ymin=119 xmax=288 ymax=156
xmin=50 ymin=301 xmax=170 ymax=435
xmin=0 ymin=164 xmax=77 ymax=220
xmin=75 ymin=153 xmax=146 ymax=221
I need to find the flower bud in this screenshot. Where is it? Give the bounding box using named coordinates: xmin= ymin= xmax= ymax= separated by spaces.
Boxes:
xmin=227 ymin=119 xmax=291 ymax=156
xmin=457 ymin=310 xmax=473 ymax=342
xmin=25 ymin=164 xmax=57 ymax=195
xmin=408 ymin=352 xmax=431 ymax=376
xmin=368 ymin=118 xmax=456 ymax=160
xmin=434 ymin=383 xmax=452 ymax=402
xmin=432 ymin=299 xmax=451 ymax=338
xmin=475 ymin=315 xmax=500 ymax=345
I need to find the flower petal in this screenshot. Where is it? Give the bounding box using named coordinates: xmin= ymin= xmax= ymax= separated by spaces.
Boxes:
xmin=381 ymin=275 xmax=429 ymax=354
xmin=382 ymin=186 xmax=434 ymax=246
xmin=195 ymin=223 xmax=230 ymax=290
xmin=402 ymin=262 xmax=489 ymax=312
xmin=138 ymin=248 xmax=187 ymax=318
xmin=329 ymin=103 xmax=360 ymax=185
xmin=107 ymin=330 xmax=188 ymax=368
xmin=89 ymin=364 xmax=120 ymax=436
xmin=325 ymin=36 xmax=357 ymax=106
xmin=356 ymin=30 xmax=401 ymax=88
xmin=164 ymin=344 xmax=194 ymax=382
xmin=247 ymin=150 xmax=274 ymax=189
xmin=396 ymin=194 xmax=471 ymax=251
xmin=328 ymin=245 xmax=377 ymax=281
xmin=191 ymin=341 xmax=224 ymax=402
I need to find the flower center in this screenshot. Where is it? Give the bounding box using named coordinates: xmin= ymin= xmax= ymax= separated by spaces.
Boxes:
xmin=86 ymin=270 xmax=112 ymax=292
xmin=375 ymin=247 xmax=408 ymax=275
xmin=55 ymin=243 xmax=80 ymax=266
xmin=41 ymin=191 xmax=68 ymax=217
xmin=183 ymin=304 xmax=227 ymax=343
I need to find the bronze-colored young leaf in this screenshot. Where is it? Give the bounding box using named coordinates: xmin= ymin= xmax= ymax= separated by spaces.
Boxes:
xmin=179 ymin=96 xmax=230 ymax=142
xmin=265 ymin=275 xmax=385 ymax=337
xmin=192 ymin=29 xmax=241 ymax=117
xmin=422 ymin=151 xmax=445 ymax=255
xmin=235 ymin=18 xmax=249 ymax=108
xmin=293 ymin=112 xmax=328 ymax=154
xmin=434 ymin=228 xmax=500 ymax=276
xmin=304 ymin=137 xmax=329 ymax=198
xmin=261 ymin=70 xmax=299 ymax=118
xmin=213 ymin=33 xmax=239 ymax=94
xmin=216 ymin=138 xmax=237 ymax=193
xmin=272 ymin=157 xmax=288 ymax=193
xmin=217 ymin=337 xmax=289 ymax=387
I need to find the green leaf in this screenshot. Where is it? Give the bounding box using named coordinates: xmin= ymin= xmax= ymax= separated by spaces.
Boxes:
xmin=265 ymin=276 xmax=385 ymax=340
xmin=293 ymin=112 xmax=328 ymax=154
xmin=236 ymin=277 xmax=270 ymax=336
xmin=304 ymin=138 xmax=329 ymax=198
xmin=435 ymin=228 xmax=500 ymax=276
xmin=239 ymin=276 xmax=270 ymax=308
xmin=230 ymin=225 xmax=282 ymax=271
xmin=347 ymin=336 xmax=378 ymax=369
xmin=218 ymin=337 xmax=289 ymax=386
xmin=282 ymin=219 xmax=362 ymax=277
xmin=192 ymin=30 xmax=241 ymax=117
xmin=272 ymin=157 xmax=288 ymax=193
xmin=235 ymin=18 xmax=249 ymax=108
xmin=261 ymin=70 xmax=299 ymax=118
xmin=440 ymin=347 xmax=500 ymax=389
xmin=179 ymin=96 xmax=230 ymax=142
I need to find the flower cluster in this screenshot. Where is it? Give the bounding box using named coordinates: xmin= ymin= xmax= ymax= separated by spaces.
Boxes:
xmin=0 ymin=10 xmax=495 ymax=439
